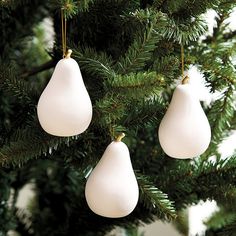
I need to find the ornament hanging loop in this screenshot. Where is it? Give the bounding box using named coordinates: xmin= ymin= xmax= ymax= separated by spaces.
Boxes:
xmin=61 ymin=8 xmax=67 ymax=58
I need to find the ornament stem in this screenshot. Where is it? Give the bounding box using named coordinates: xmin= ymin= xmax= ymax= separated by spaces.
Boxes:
xmin=182 ymin=75 xmax=189 ymax=84
xmin=65 ymin=49 xmax=72 ymax=58
xmin=116 ymin=133 xmax=125 ymax=142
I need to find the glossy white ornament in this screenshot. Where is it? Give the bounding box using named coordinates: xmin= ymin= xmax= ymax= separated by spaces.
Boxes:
xmin=37 ymin=51 xmax=92 ymax=137
xmin=85 ymin=134 xmax=139 ymax=218
xmin=158 ymin=82 xmax=211 ymax=159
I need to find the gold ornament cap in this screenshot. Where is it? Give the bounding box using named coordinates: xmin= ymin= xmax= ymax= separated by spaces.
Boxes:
xmin=182 ymin=75 xmax=190 ymax=84
xmin=116 ymin=133 xmax=125 ymax=142
xmin=65 ymin=49 xmax=72 ymax=59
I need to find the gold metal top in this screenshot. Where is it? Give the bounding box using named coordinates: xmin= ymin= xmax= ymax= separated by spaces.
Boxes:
xmin=65 ymin=49 xmax=72 ymax=59
xmin=116 ymin=133 xmax=125 ymax=142
xmin=182 ymin=75 xmax=190 ymax=84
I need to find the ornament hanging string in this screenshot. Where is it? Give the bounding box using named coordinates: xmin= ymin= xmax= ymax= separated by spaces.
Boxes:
xmin=181 ymin=44 xmax=184 ymax=79
xmin=61 ymin=8 xmax=67 ymax=58
xmin=181 ymin=44 xmax=189 ymax=84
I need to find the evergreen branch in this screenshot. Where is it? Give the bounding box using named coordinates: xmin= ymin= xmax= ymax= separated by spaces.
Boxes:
xmin=203 ymin=86 xmax=235 ymax=158
xmin=217 ymin=187 xmax=236 ymax=208
xmin=173 ymin=209 xmax=189 ymax=236
xmin=159 ymin=157 xmax=236 ymax=208
xmin=193 ymin=157 xmax=236 ymax=200
xmin=122 ymin=97 xmax=165 ymax=129
xmin=0 ymin=0 xmax=50 ymax=59
xmin=193 ymin=11 xmax=236 ymax=90
xmin=201 ymin=61 xmax=236 ymax=88
xmin=77 ymin=0 xmax=94 ymax=12
xmin=72 ymin=47 xmax=116 ymax=80
xmin=20 ymin=59 xmax=56 ymax=78
xmin=153 ymin=55 xmax=180 ymax=80
xmin=217 ymin=220 xmax=236 ymax=236
xmin=224 ymin=30 xmax=236 ymax=40
xmin=152 ymin=0 xmax=167 ymax=10
xmin=0 ymin=169 xmax=16 ymax=235
xmin=0 ymin=0 xmax=30 ymax=8
xmin=124 ymin=227 xmax=144 ymax=236
xmin=154 ymin=0 xmax=236 ymax=17
xmin=155 ymin=160 xmax=195 ymax=205
xmin=194 ymin=158 xmax=234 ymax=181
xmin=53 ymin=0 xmax=95 ymax=19
xmin=107 ymin=72 xmax=164 ymax=90
xmin=95 ymin=94 xmax=126 ymax=128
xmin=95 ymin=94 xmax=165 ymax=131
xmin=114 ymin=10 xmax=166 ymax=74
xmin=197 ymin=33 xmax=236 ymax=85
xmin=163 ymin=15 xmax=207 ymax=44
xmin=212 ymin=12 xmax=228 ymax=42
xmin=3 ymin=78 xmax=32 ymax=103
xmin=154 ymin=0 xmax=222 ymax=16
xmin=205 ymin=208 xmax=236 ymax=231
xmin=0 ymin=120 xmax=81 ymax=166
xmin=0 ymin=67 xmax=34 ymax=104
xmin=137 ymin=174 xmax=177 ymax=221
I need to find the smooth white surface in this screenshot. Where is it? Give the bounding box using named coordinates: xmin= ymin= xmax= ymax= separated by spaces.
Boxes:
xmin=85 ymin=141 xmax=139 ymax=218
xmin=219 ymin=131 xmax=236 ymax=158
xmin=106 ymin=222 xmax=181 ymax=236
xmin=189 ymin=201 xmax=218 ymax=236
xmin=158 ymin=83 xmax=211 ymax=159
xmin=139 ymin=221 xmax=181 ymax=236
xmin=37 ymin=57 xmax=92 ymax=136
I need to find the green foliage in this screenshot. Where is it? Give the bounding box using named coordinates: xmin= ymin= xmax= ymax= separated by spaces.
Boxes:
xmin=122 ymin=97 xmax=165 ymax=129
xmin=1 ymin=0 xmax=236 ymax=235
xmin=124 ymin=227 xmax=144 ymax=236
xmin=206 ymin=218 xmax=236 ymax=236
xmin=0 ymin=121 xmax=81 ymax=166
xmin=0 ymin=67 xmax=34 ymax=105
xmin=173 ymin=209 xmax=189 ymax=236
xmin=192 ymin=7 xmax=236 ymax=160
xmin=192 ymin=157 xmax=236 ymax=205
xmin=205 ymin=207 xmax=236 ymax=231
xmin=53 ymin=0 xmax=95 ymax=19
xmin=106 ymin=72 xmax=164 ymax=96
xmin=114 ymin=10 xmax=166 ymax=74
xmin=137 ymin=174 xmax=177 ymax=221
xmin=218 ymin=221 xmax=236 ymax=236
xmin=0 ymin=0 xmax=50 ymax=60
xmin=0 ymin=169 xmax=17 ymax=235
xmin=163 ymin=15 xmax=207 ymax=44
xmin=73 ymin=47 xmax=116 ymax=80
xmin=203 ymin=86 xmax=235 ymax=158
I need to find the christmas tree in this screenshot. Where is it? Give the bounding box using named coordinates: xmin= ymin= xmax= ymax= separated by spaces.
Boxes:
xmin=1 ymin=0 xmax=236 ymax=235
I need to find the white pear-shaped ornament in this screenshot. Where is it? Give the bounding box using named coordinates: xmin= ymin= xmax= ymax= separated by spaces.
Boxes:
xmin=158 ymin=77 xmax=211 ymax=159
xmin=37 ymin=50 xmax=92 ymax=137
xmin=85 ymin=133 xmax=139 ymax=218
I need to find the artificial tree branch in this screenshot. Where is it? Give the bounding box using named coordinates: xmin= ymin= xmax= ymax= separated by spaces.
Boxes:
xmin=20 ymin=59 xmax=56 ymax=78
xmin=203 ymin=30 xmax=236 ymax=43
xmin=203 ymin=13 xmax=230 ymax=44
xmin=224 ymin=30 xmax=236 ymax=40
